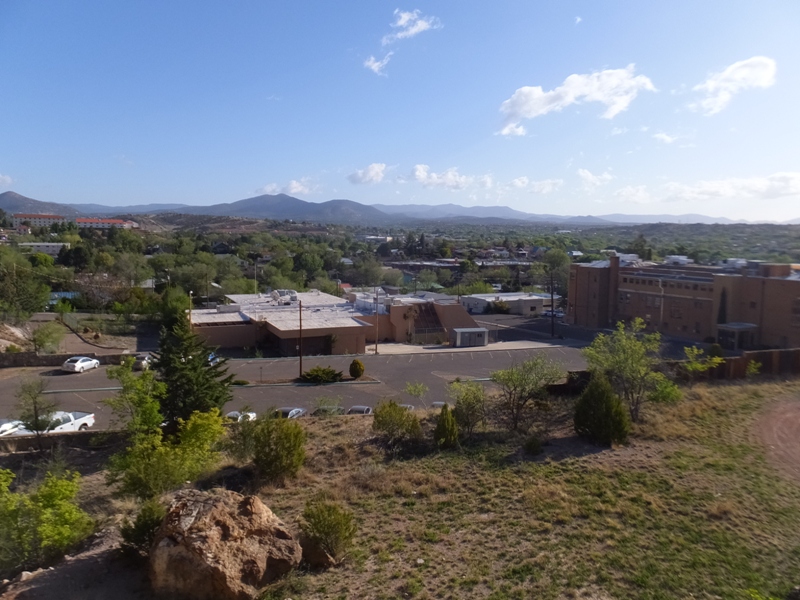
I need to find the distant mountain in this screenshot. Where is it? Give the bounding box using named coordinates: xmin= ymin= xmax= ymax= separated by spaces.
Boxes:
xmin=0 ymin=191 xmax=83 ymax=217
xmin=67 ymin=202 xmax=190 ymax=215
xmin=372 ymin=203 xmax=534 ymax=221
xmin=597 ymin=213 xmax=742 ymax=225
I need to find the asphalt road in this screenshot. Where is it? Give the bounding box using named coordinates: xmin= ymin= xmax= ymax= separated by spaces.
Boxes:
xmin=0 ymin=344 xmax=587 ymax=430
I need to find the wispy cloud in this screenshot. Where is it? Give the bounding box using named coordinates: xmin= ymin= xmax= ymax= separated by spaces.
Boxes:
xmin=0 ymin=174 xmax=13 ymax=187
xmin=691 ymin=56 xmax=776 ymax=115
xmin=578 ymin=168 xmax=614 ymax=191
xmin=575 ymin=16 xmax=582 ymax=25
xmin=348 ymin=163 xmax=387 ymax=184
xmin=653 ymin=132 xmax=677 ymax=144
xmin=614 ymin=185 xmax=653 ymax=204
xmin=611 ymin=127 xmax=628 ymax=136
xmin=364 ymin=53 xmax=393 ymax=76
xmin=499 ymin=64 xmax=656 ymax=135
xmin=413 ymin=165 xmax=473 ymax=190
xmin=664 ymin=172 xmax=800 ymax=202
xmin=260 ymin=178 xmax=315 ymax=196
xmin=382 ymin=9 xmax=442 ymax=45
xmin=529 ymin=178 xmax=563 ymax=194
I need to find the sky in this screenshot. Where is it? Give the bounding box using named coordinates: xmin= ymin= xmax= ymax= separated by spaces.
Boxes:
xmin=1 ymin=1 xmax=799 ymax=222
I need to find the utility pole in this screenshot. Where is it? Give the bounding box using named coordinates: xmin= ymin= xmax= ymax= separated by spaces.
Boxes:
xmin=550 ymin=268 xmax=555 ymax=338
xmin=253 ymin=260 xmax=258 ymax=294
xmin=298 ymin=300 xmax=303 ymax=377
xmin=374 ymin=288 xmax=379 ymax=355
xmin=188 ymin=290 xmax=193 ymax=329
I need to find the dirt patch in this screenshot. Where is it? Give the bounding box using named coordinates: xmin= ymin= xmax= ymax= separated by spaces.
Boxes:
xmin=756 ymin=398 xmax=800 ymax=484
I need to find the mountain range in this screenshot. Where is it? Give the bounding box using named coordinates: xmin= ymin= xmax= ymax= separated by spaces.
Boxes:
xmin=0 ymin=190 xmax=797 ymax=227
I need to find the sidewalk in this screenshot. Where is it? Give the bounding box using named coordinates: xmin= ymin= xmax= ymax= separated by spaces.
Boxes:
xmin=365 ymin=339 xmax=583 ymax=356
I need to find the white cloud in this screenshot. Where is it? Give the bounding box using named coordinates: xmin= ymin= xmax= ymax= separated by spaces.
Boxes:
xmin=364 ymin=53 xmax=393 ymax=76
xmin=0 ymin=174 xmax=12 ymax=187
xmin=510 ymin=176 xmax=529 ymax=188
xmin=260 ymin=178 xmax=314 ymax=196
xmin=477 ymin=175 xmax=494 ymax=189
xmin=611 ymin=127 xmax=628 ymax=136
xmin=348 ymin=163 xmax=387 ymax=184
xmin=653 ymin=132 xmax=677 ymax=144
xmin=614 ymin=185 xmax=653 ymax=204
xmin=382 ymin=9 xmax=442 ymax=45
xmin=578 ymin=168 xmax=613 ymax=190
xmin=499 ymin=64 xmax=656 ymax=135
xmin=575 ymin=16 xmax=582 ymax=24
xmin=691 ymin=56 xmax=776 ymax=115
xmin=529 ymin=179 xmax=563 ymax=194
xmin=664 ymin=172 xmax=800 ymax=202
xmin=413 ymin=165 xmax=473 ymax=190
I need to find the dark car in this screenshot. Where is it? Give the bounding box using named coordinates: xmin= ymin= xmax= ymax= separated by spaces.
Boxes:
xmin=346 ymin=405 xmax=373 ymax=415
xmin=274 ymin=407 xmax=307 ymax=419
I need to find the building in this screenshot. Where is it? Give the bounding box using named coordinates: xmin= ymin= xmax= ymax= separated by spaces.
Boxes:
xmin=17 ymin=242 xmax=70 ymax=258
xmin=12 ymin=214 xmax=68 ymax=228
xmin=567 ymin=254 xmax=800 ymax=349
xmin=460 ymin=292 xmax=556 ymax=315
xmin=75 ymin=218 xmax=137 ymax=229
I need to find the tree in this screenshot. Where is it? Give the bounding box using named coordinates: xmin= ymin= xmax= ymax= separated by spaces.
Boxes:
xmin=573 ymin=374 xmax=631 ymax=446
xmin=682 ymin=346 xmax=725 ymax=386
xmin=154 ymin=317 xmax=234 ymax=423
xmin=433 ymin=404 xmax=459 ymax=449
xmin=373 ymin=400 xmax=422 ymax=451
xmin=543 ymin=249 xmax=570 ymax=337
xmin=53 ymin=298 xmax=74 ymax=322
xmin=490 ymin=356 xmax=564 ymax=432
xmin=30 ymin=322 xmax=65 ymax=354
xmin=404 ymin=381 xmax=429 ymax=408
xmin=448 ymin=380 xmax=486 ymax=439
xmin=582 ymin=318 xmax=680 ymax=422
xmin=104 ymin=357 xmax=164 ymax=437
xmin=15 ymin=379 xmax=57 ymax=451
xmin=252 ymin=417 xmax=307 ymax=481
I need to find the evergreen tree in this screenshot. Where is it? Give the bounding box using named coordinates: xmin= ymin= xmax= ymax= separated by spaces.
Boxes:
xmin=154 ymin=317 xmax=233 ymax=423
xmin=573 ymin=374 xmax=631 ymax=446
xmin=433 ymin=404 xmax=459 ymax=449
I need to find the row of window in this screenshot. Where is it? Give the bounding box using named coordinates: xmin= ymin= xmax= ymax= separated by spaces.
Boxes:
xmin=621 ymin=277 xmax=712 ymax=293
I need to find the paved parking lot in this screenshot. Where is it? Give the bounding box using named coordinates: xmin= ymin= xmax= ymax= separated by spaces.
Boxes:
xmin=0 ymin=342 xmax=587 ymax=430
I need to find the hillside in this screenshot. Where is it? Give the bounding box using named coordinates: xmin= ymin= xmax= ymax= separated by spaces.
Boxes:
xmin=0 ymin=191 xmax=82 ymax=218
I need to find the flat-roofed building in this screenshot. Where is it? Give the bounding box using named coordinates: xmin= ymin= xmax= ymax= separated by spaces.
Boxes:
xmin=460 ymin=292 xmax=556 ymax=316
xmin=17 ymin=242 xmax=70 ymax=257
xmin=12 ymin=214 xmax=68 ymax=228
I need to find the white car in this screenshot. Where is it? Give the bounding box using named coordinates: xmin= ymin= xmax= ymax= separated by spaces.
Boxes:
xmin=0 ymin=419 xmax=24 ymax=437
xmin=61 ymin=356 xmax=100 ymax=373
xmin=226 ymin=410 xmax=256 ymax=422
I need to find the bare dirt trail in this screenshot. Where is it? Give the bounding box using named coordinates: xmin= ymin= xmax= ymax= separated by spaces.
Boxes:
xmin=756 ymin=399 xmax=800 ymax=484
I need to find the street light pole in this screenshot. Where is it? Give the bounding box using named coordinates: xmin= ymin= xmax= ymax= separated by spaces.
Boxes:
xmin=374 ymin=288 xmax=379 ymax=355
xmin=298 ymin=300 xmax=303 ymax=377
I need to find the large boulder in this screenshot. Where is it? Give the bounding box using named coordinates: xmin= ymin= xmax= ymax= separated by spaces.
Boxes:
xmin=149 ymin=489 xmax=302 ymax=600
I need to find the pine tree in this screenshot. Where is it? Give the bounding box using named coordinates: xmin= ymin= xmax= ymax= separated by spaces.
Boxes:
xmin=154 ymin=317 xmax=233 ymax=423
xmin=573 ymin=374 xmax=631 ymax=446
xmin=434 ymin=404 xmax=459 ymax=449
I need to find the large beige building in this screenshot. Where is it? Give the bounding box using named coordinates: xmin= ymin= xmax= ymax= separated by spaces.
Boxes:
xmin=567 ymin=255 xmax=800 ymax=350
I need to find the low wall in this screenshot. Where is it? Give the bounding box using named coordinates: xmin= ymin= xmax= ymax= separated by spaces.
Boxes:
xmin=0 ymin=430 xmax=128 ymax=453
xmin=0 ymin=352 xmax=130 ymax=369
xmin=713 ymin=347 xmax=800 ymax=380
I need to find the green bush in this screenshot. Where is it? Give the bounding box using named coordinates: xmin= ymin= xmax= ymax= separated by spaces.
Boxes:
xmin=746 ymin=359 xmax=762 ymax=379
xmin=448 ymin=380 xmax=486 ymax=439
xmin=373 ymin=400 xmax=422 ymax=450
xmin=4 ymin=344 xmax=22 ymax=354
xmin=300 ymin=365 xmax=343 ymax=384
xmin=573 ymin=374 xmax=631 ymax=446
xmin=120 ymin=499 xmax=166 ymax=558
xmin=252 ymin=418 xmax=306 ymax=481
xmin=108 ymin=410 xmax=225 ymax=500
xmin=433 ymin=404 xmax=459 ymax=449
xmin=0 ymin=469 xmax=93 ymax=577
xmin=523 ymin=434 xmax=542 ymax=456
xmin=300 ymin=497 xmax=357 ymax=565
xmin=312 ymin=395 xmax=343 ymax=417
xmin=223 ymin=412 xmax=261 ymax=464
xmin=232 ymin=379 xmax=249 ymax=386
xmin=349 ymin=359 xmax=365 ymax=379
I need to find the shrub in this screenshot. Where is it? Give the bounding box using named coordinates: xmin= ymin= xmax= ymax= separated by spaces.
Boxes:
xmin=523 ymin=434 xmax=542 ymax=456
xmin=312 ymin=395 xmax=343 ymax=417
xmin=708 ymin=343 xmax=724 ymax=359
xmin=373 ymin=400 xmax=422 ymax=450
xmin=4 ymin=344 xmax=22 ymax=353
xmin=300 ymin=365 xmax=343 ymax=384
xmin=120 ymin=499 xmax=166 ymax=558
xmin=0 ymin=469 xmax=93 ymax=577
xmin=433 ymin=404 xmax=459 ymax=449
xmin=448 ymin=380 xmax=486 ymax=439
xmin=232 ymin=379 xmax=249 ymax=386
xmin=223 ymin=411 xmax=262 ymax=463
xmin=573 ymin=374 xmax=631 ymax=446
xmin=300 ymin=496 xmax=357 ymax=565
xmin=252 ymin=418 xmax=306 ymax=481
xmin=745 ymin=359 xmax=762 ymax=379
xmin=349 ymin=359 xmax=365 ymax=379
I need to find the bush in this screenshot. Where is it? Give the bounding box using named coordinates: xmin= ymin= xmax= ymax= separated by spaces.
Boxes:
xmin=573 ymin=374 xmax=631 ymax=446
xmin=433 ymin=404 xmax=459 ymax=449
xmin=120 ymin=499 xmax=166 ymax=558
xmin=746 ymin=359 xmax=762 ymax=379
xmin=349 ymin=359 xmax=365 ymax=379
xmin=4 ymin=344 xmax=22 ymax=353
xmin=300 ymin=496 xmax=357 ymax=565
xmin=232 ymin=379 xmax=249 ymax=386
xmin=523 ymin=434 xmax=542 ymax=456
xmin=300 ymin=365 xmax=343 ymax=384
xmin=312 ymin=395 xmax=343 ymax=417
xmin=224 ymin=412 xmax=261 ymax=464
xmin=448 ymin=381 xmax=486 ymax=439
xmin=373 ymin=400 xmax=422 ymax=450
xmin=252 ymin=418 xmax=306 ymax=481
xmin=0 ymin=469 xmax=93 ymax=577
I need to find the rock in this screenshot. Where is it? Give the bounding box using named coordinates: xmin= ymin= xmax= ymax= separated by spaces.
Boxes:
xmin=786 ymin=587 xmax=800 ymax=600
xmin=16 ymin=571 xmax=33 ymax=583
xmin=150 ymin=489 xmax=302 ymax=600
xmin=299 ymin=533 xmax=335 ymax=570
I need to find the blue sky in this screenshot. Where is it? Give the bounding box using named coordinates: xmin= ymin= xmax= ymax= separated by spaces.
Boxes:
xmin=1 ymin=1 xmax=798 ymax=221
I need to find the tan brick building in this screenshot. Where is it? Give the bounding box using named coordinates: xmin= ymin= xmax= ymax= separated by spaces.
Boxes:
xmin=567 ymin=255 xmax=800 ymax=349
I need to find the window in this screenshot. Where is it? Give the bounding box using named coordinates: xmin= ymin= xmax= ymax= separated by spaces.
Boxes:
xmin=750 ymin=301 xmax=757 ymax=309
xmin=670 ymin=301 xmax=683 ymax=319
xmin=693 ymin=284 xmax=698 ymax=291
xmin=792 ymin=298 xmax=800 ymax=327
xmin=648 ymin=280 xmax=654 ymax=286
xmin=654 ymin=297 xmax=662 ymax=307
xmin=622 ymin=277 xmax=628 ymax=283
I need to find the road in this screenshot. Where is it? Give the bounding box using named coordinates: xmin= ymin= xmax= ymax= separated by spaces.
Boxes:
xmin=0 ymin=342 xmax=587 ymax=430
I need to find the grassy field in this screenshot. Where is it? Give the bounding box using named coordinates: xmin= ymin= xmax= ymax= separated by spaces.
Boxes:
xmin=249 ymin=380 xmax=800 ymax=600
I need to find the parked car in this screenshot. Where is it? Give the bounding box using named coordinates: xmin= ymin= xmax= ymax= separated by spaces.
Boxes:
xmin=225 ymin=410 xmax=256 ymax=422
xmin=431 ymin=401 xmax=447 ymax=410
xmin=13 ymin=411 xmax=95 ymax=435
xmin=61 ymin=356 xmax=100 ymax=373
xmin=346 ymin=405 xmax=373 ymax=415
xmin=274 ymin=407 xmax=307 ymax=419
xmin=132 ymin=354 xmax=152 ymax=371
xmin=0 ymin=419 xmax=24 ymax=437
xmin=208 ymin=352 xmax=222 ymax=366
xmin=399 ymin=404 xmax=416 ymax=411
xmin=541 ymin=310 xmax=565 ymax=319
